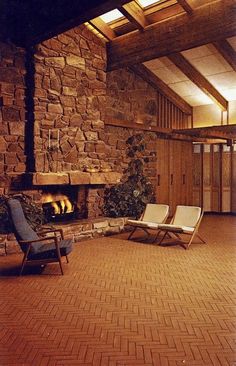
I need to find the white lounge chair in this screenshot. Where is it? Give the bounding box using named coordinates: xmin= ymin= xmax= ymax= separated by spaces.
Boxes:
xmin=149 ymin=205 xmax=205 ymax=250
xmin=127 ymin=203 xmax=169 ymax=242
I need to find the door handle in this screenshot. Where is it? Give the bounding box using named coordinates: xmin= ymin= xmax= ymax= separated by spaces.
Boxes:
xmin=157 ymin=174 xmax=160 ymax=186
xmin=170 ymin=174 xmax=173 ymax=185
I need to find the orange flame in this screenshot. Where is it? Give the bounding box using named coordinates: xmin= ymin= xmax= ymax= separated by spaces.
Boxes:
xmin=42 ymin=193 xmax=74 ymax=215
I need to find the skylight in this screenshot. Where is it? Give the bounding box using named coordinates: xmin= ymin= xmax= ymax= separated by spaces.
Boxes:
xmin=138 ymin=0 xmax=161 ymax=8
xmin=100 ymin=9 xmax=123 ymax=24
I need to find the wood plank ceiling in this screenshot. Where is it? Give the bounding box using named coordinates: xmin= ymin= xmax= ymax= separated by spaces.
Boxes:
xmin=87 ymin=0 xmax=236 ymax=142
xmin=1 ymin=0 xmax=236 ymax=142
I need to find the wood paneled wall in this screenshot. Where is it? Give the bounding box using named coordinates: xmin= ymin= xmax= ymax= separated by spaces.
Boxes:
xmin=157 ymin=93 xmax=190 ymax=129
xmin=156 ymin=139 xmax=193 ymax=215
xmin=193 ymin=144 xmax=236 ymax=213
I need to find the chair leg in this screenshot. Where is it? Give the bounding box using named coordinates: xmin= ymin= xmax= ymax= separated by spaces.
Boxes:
xmin=58 ymin=257 xmax=64 ymax=275
xmin=19 ymin=253 xmax=28 ymax=276
xmin=196 ymin=233 xmax=206 ymax=244
xmin=128 ymin=227 xmax=136 ymax=240
xmin=66 ymin=255 xmax=69 ymax=263
xmin=55 ymin=239 xmax=64 ymax=275
xmin=19 ymin=246 xmax=31 ymax=276
xmin=185 ymin=232 xmax=197 ymax=250
xmin=152 ymin=230 xmax=161 ymax=243
xmin=158 ymin=231 xmax=168 ymax=246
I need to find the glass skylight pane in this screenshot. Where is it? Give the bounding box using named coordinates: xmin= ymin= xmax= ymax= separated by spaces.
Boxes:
xmin=100 ymin=9 xmax=123 ymax=23
xmin=138 ymin=0 xmax=161 ymax=8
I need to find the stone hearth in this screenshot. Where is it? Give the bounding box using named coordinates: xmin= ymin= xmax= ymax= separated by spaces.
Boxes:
xmin=0 ymin=216 xmax=129 ymax=256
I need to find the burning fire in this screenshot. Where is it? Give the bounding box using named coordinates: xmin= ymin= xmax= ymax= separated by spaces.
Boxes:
xmin=42 ymin=193 xmax=73 ymax=215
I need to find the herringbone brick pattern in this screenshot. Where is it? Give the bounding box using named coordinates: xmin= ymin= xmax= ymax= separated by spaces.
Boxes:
xmin=0 ymin=215 xmax=236 ymax=366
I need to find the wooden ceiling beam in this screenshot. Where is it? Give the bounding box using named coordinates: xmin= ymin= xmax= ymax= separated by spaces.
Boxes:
xmin=118 ymin=2 xmax=148 ymax=30
xmin=168 ymin=53 xmax=228 ymax=111
xmin=24 ymin=0 xmax=132 ymax=46
xmin=89 ymin=17 xmax=116 ymax=40
xmin=173 ymin=124 xmax=236 ymax=140
xmin=104 ymin=118 xmax=227 ymax=142
xmin=130 ymin=64 xmax=192 ymax=115
xmin=176 ymin=0 xmax=193 ymax=15
xmin=107 ymin=1 xmax=236 ymax=70
xmin=213 ymin=39 xmax=236 ymax=71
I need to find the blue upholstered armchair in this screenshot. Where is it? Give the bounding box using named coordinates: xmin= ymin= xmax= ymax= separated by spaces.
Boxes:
xmin=8 ymin=198 xmax=73 ymax=275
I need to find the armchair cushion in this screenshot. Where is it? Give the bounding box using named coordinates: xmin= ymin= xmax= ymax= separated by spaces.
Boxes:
xmin=28 ymin=239 xmax=73 ymax=260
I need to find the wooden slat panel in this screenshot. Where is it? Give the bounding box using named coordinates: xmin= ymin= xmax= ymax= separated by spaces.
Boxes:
xmin=202 ymin=144 xmax=212 ymax=212
xmin=192 ymin=144 xmax=202 ymax=207
xmin=156 ymin=139 xmax=170 ymax=205
xmin=211 ymin=145 xmax=221 ymax=212
xmin=231 ymin=145 xmax=236 ymax=213
xmin=221 ymin=145 xmax=231 ymax=212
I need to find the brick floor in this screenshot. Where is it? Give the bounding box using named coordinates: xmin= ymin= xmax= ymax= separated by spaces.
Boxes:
xmin=0 ymin=214 xmax=236 ymax=366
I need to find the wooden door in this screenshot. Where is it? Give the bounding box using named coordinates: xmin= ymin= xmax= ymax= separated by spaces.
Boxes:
xmin=192 ymin=144 xmax=202 ymax=207
xmin=202 ymin=144 xmax=212 ymax=212
xmin=156 ymin=139 xmax=169 ymax=206
xmin=181 ymin=141 xmax=193 ymax=206
xmin=221 ymin=145 xmax=231 ymax=212
xmin=231 ymin=144 xmax=236 ymax=213
xmin=211 ymin=144 xmax=221 ymax=212
xmin=169 ymin=140 xmax=182 ymax=215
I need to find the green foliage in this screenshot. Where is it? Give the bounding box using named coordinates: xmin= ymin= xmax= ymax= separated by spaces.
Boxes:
xmin=103 ymin=134 xmax=155 ymax=218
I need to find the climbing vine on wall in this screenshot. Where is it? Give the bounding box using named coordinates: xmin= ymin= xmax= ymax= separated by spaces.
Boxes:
xmin=103 ymin=133 xmax=155 ymax=218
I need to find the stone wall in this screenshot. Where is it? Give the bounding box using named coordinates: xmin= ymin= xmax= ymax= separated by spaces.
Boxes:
xmin=33 ymin=24 xmax=109 ymax=174
xmin=0 ymin=41 xmax=26 ymax=191
xmin=106 ymin=68 xmax=157 ymax=126
xmin=104 ymin=126 xmax=157 ymax=186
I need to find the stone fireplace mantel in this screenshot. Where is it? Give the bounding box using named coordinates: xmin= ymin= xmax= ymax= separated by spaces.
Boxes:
xmin=32 ymin=171 xmax=122 ymax=186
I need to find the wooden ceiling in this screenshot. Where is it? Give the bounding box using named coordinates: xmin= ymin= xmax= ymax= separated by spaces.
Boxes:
xmin=1 ymin=0 xmax=236 ymax=142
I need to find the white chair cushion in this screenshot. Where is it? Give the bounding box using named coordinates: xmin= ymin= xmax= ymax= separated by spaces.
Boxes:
xmin=157 ymin=223 xmax=195 ymax=233
xmin=127 ymin=220 xmax=159 ymax=228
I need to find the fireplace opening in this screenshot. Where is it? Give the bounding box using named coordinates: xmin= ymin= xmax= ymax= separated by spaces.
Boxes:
xmin=41 ymin=186 xmax=88 ymax=222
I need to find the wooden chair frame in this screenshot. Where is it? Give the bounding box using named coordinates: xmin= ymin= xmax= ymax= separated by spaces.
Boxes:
xmin=128 ymin=204 xmax=169 ymax=242
xmin=19 ymin=228 xmax=69 ymax=275
xmin=158 ymin=209 xmax=206 ymax=250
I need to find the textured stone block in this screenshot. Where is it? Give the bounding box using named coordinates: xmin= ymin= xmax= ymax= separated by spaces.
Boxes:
xmin=93 ymin=220 xmax=108 ymax=229
xmin=66 ymin=56 xmax=85 ymax=70
xmin=45 ymin=57 xmax=65 ymax=68
xmin=108 ymin=218 xmax=125 ymax=227
xmin=69 ymin=171 xmax=90 ymax=185
xmin=32 ymin=172 xmax=69 ymax=185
